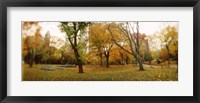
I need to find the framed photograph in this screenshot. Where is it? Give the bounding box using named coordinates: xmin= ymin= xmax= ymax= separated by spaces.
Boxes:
xmin=0 ymin=0 xmax=199 ymax=103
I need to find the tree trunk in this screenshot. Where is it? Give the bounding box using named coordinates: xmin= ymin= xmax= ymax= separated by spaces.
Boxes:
xmin=106 ymin=57 xmax=109 ymax=68
xmin=135 ymin=47 xmax=144 ymax=70
xmin=166 ymin=44 xmax=170 ymax=64
xmin=61 ymin=51 xmax=64 ymax=64
xmin=104 ymin=51 xmax=110 ymax=68
xmin=148 ymin=54 xmax=151 ymax=65
xmin=77 ymin=59 xmax=84 ymax=73
xmin=29 ymin=57 xmax=33 ymax=67
xmin=149 ymin=60 xmax=151 ymax=65
xmin=125 ymin=55 xmax=129 ymax=64
xmin=136 ymin=22 xmax=144 ymax=71
xmin=176 ymin=60 xmax=178 ymax=73
xmin=74 ymin=48 xmax=84 ymax=73
xmin=175 ymin=50 xmax=178 ymax=73
xmin=120 ymin=52 xmax=124 ymax=65
xmin=138 ymin=56 xmax=144 ymax=70
xmin=99 ymin=53 xmax=103 ymax=66
xmin=73 ymin=29 xmax=84 ymax=73
xmin=29 ymin=49 xmax=34 ymax=68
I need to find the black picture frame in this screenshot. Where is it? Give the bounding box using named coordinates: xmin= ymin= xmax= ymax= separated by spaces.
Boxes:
xmin=0 ymin=0 xmax=199 ymax=103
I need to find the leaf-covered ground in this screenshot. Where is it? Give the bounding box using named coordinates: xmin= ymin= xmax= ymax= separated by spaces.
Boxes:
xmin=22 ymin=64 xmax=178 ymax=81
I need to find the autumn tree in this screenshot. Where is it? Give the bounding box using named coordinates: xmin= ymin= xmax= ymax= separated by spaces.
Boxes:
xmin=60 ymin=22 xmax=91 ymax=73
xmin=108 ymin=22 xmax=144 ymax=70
xmin=88 ymin=23 xmax=114 ymax=67
xmin=43 ymin=31 xmax=51 ymax=63
xmin=22 ymin=22 xmax=44 ymax=67
xmin=147 ymin=33 xmax=163 ymax=64
xmin=60 ymin=44 xmax=76 ymax=64
xmin=88 ymin=23 xmax=104 ymax=66
xmin=160 ymin=25 xmax=178 ymax=64
xmin=43 ymin=31 xmax=64 ymax=64
xmin=109 ymin=46 xmax=131 ymax=65
xmin=141 ymin=38 xmax=152 ymax=64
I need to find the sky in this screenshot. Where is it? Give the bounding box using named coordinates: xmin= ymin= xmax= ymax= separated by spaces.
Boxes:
xmin=139 ymin=22 xmax=178 ymax=35
xmin=39 ymin=21 xmax=178 ymax=37
xmin=39 ymin=22 xmax=66 ymax=40
xmin=38 ymin=22 xmax=178 ymax=50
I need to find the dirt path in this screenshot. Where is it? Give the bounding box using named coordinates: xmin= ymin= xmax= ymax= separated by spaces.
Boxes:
xmin=143 ymin=64 xmax=178 ymax=69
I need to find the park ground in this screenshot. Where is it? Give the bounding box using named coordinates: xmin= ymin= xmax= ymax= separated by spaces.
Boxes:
xmin=22 ymin=64 xmax=178 ymax=81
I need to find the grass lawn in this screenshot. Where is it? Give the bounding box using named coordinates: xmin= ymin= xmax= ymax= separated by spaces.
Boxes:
xmin=22 ymin=64 xmax=178 ymax=81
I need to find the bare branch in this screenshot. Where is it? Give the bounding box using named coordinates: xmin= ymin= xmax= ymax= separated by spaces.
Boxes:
xmin=108 ymin=25 xmax=133 ymax=55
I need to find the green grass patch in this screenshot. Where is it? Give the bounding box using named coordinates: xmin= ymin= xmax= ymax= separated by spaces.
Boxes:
xmin=22 ymin=64 xmax=178 ymax=81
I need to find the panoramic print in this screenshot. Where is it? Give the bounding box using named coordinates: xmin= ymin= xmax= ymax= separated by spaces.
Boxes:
xmin=22 ymin=21 xmax=178 ymax=81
